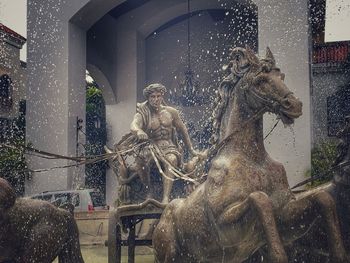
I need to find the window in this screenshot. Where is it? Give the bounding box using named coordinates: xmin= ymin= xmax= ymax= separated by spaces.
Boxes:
xmin=89 ymin=191 xmax=106 ymax=207
xmin=327 ymin=85 xmax=350 ymax=136
xmin=0 ymin=74 xmax=13 ymax=108
xmin=42 ymin=194 xmax=53 ymax=202
xmin=71 ymin=194 xmax=80 ymax=207
xmin=54 ymin=193 xmax=80 ymax=207
xmin=32 ymin=194 xmax=53 ymax=202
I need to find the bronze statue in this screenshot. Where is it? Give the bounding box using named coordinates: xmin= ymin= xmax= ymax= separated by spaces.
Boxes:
xmin=283 ymin=116 xmax=350 ymax=262
xmin=109 ymin=83 xmax=201 ymax=204
xmin=329 ymin=115 xmax=350 ymax=251
xmin=0 ymin=177 xmax=84 ymax=263
xmin=333 ymin=116 xmax=350 ymax=174
xmin=153 ymin=47 xmax=348 ymax=263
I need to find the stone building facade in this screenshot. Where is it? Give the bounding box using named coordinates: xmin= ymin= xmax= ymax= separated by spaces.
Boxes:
xmin=0 ymin=23 xmax=26 ymax=139
xmin=26 ymin=0 xmax=311 ymax=205
xmin=309 ymin=0 xmax=350 ymax=145
xmin=0 ymin=24 xmax=27 ymax=195
xmin=311 ymin=43 xmax=350 ymax=145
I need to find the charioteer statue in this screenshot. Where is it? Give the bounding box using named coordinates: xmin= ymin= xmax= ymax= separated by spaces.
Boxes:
xmin=108 ymin=83 xmax=204 ymax=205
xmin=130 ymin=83 xmax=201 ymax=203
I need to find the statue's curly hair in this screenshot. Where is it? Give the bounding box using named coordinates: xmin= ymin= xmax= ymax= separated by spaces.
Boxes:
xmin=143 ymin=83 xmax=167 ymax=99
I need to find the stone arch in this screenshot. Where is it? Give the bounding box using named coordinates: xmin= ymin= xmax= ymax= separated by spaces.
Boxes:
xmin=69 ymin=0 xmax=126 ymax=30
xmin=80 ymin=0 xmax=259 ymax=203
xmin=27 ymin=0 xmax=311 ymax=203
xmin=86 ymin=64 xmax=116 ymax=105
xmin=126 ymin=0 xmax=256 ymax=37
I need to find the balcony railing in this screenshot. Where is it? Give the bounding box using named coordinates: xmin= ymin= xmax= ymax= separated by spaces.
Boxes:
xmin=312 ymin=42 xmax=349 ymax=64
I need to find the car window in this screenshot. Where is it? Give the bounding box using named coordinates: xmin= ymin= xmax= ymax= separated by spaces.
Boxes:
xmin=42 ymin=194 xmax=53 ymax=201
xmin=54 ymin=193 xmax=80 ymax=207
xmin=32 ymin=194 xmax=52 ymax=201
xmin=71 ymin=194 xmax=80 ymax=207
xmin=89 ymin=191 xmax=105 ymax=207
xmin=54 ymin=193 xmax=69 ymax=203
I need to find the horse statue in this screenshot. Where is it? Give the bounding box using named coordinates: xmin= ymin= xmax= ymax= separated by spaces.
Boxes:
xmin=153 ymin=47 xmax=348 ymax=263
xmin=0 ymin=177 xmax=84 ymax=263
xmin=331 ymin=116 xmax=350 ymax=250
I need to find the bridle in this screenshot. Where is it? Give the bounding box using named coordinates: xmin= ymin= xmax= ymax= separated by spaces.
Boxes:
xmin=209 ymin=65 xmax=292 ymax=158
xmin=242 ymin=68 xmax=294 ymax=115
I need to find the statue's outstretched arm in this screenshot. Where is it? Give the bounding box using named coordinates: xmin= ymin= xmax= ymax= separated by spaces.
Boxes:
xmin=130 ymin=113 xmax=148 ymax=140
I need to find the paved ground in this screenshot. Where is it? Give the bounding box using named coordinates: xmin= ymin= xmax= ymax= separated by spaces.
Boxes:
xmin=54 ymin=246 xmax=155 ymax=263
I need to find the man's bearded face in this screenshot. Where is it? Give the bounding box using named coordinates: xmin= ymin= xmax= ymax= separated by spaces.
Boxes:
xmin=148 ymin=91 xmax=163 ymax=109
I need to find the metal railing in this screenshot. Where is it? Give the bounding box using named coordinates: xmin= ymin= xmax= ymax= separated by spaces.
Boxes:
xmin=312 ymin=42 xmax=349 ymax=64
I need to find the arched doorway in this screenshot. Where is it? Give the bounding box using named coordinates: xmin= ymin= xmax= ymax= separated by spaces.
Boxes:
xmin=85 ymin=0 xmax=259 ymax=204
xmin=27 ymin=0 xmax=311 ymax=205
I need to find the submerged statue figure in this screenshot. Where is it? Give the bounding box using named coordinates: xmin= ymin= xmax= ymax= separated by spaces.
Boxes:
xmin=153 ymin=47 xmax=349 ymax=263
xmin=130 ymin=83 xmax=199 ymax=203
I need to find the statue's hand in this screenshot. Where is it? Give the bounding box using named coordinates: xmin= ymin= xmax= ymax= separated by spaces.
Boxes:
xmin=137 ymin=130 xmax=149 ymax=141
xmin=209 ymin=134 xmax=219 ymax=145
xmin=190 ymin=148 xmax=208 ymax=160
xmin=190 ymin=148 xmax=201 ymax=156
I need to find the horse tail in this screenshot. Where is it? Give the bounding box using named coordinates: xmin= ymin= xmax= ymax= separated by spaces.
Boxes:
xmin=0 ymin=178 xmax=16 ymax=213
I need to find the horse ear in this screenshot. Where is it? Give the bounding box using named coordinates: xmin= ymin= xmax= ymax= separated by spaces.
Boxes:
xmin=265 ymin=47 xmax=276 ymax=65
xmin=245 ymin=46 xmax=260 ymax=66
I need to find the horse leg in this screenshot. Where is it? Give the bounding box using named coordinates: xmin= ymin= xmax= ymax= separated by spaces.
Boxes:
xmin=219 ymin=191 xmax=288 ymax=263
xmin=248 ymin=192 xmax=288 ymax=263
xmin=19 ymin=222 xmax=66 ymax=263
xmin=153 ymin=201 xmax=185 ymax=263
xmin=58 ymin=212 xmax=84 ymax=263
xmin=161 ymin=154 xmax=178 ymax=204
xmin=280 ymin=190 xmax=348 ymax=263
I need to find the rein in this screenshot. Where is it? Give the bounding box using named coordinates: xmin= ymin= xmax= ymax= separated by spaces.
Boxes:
xmin=264 ymin=119 xmax=280 ymax=140
xmin=291 ymin=160 xmax=350 ymax=189
xmin=248 ymin=88 xmax=293 ymax=114
xmin=0 ymin=142 xmax=149 ymax=173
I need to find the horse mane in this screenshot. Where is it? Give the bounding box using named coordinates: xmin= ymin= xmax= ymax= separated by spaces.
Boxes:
xmin=209 ymin=47 xmax=276 ymax=147
xmin=210 ymin=48 xmax=259 ymax=145
xmin=210 ymin=74 xmax=239 ymax=145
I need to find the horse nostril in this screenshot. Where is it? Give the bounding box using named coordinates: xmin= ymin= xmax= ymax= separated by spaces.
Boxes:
xmin=282 ymin=98 xmax=291 ymax=108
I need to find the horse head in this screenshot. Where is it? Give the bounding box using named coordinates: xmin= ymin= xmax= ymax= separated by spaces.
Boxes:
xmin=229 ymin=47 xmax=303 ymax=125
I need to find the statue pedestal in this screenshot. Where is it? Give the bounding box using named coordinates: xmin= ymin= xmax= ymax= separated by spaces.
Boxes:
xmin=108 ymin=199 xmax=165 ymax=263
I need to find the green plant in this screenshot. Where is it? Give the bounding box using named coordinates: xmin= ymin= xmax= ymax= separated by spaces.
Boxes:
xmin=85 ymin=80 xmax=107 ymax=196
xmin=0 ymin=102 xmax=29 ymax=196
xmin=308 ymin=141 xmax=338 ymax=188
xmin=86 ymin=85 xmax=103 ymax=113
xmin=0 ymin=138 xmax=28 ymax=195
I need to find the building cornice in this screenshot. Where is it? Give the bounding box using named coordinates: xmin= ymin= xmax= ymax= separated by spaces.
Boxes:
xmin=0 ymin=23 xmax=26 ymax=49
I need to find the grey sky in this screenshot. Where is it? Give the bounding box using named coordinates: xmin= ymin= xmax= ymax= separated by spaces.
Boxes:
xmin=0 ymin=0 xmax=27 ymax=61
xmin=325 ymin=0 xmax=350 ymax=42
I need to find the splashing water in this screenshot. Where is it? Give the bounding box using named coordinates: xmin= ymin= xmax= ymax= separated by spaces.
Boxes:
xmin=289 ymin=126 xmax=297 ymax=152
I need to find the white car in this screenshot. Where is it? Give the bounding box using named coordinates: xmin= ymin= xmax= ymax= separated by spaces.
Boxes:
xmin=30 ymin=189 xmax=108 ymax=212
